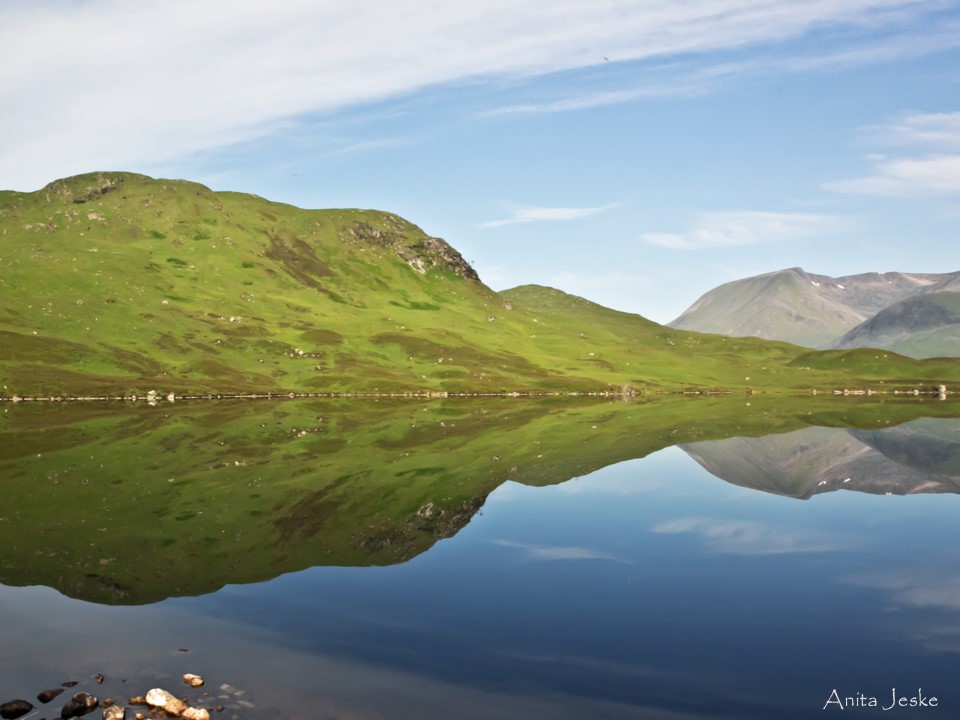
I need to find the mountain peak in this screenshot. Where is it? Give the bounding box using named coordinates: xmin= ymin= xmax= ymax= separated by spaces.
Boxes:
xmin=670 ymin=267 xmax=960 ymax=355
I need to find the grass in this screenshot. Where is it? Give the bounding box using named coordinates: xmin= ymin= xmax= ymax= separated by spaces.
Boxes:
xmin=2 ymin=172 xmax=959 ymax=397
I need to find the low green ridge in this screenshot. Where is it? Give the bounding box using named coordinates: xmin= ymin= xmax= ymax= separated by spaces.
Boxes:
xmin=1 ymin=172 xmax=959 ymax=395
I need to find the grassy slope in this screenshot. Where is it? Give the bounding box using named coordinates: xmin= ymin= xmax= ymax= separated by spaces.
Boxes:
xmin=1 ymin=172 xmax=958 ymax=396
xmin=2 ymin=395 xmax=958 ymax=605
xmin=501 ymin=285 xmax=960 ymax=391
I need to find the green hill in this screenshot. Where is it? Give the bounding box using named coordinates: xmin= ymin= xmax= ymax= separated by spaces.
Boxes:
xmin=1 ymin=172 xmax=958 ymax=396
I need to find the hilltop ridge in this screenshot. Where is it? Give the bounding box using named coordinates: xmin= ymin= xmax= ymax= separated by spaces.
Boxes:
xmin=2 ymin=173 xmax=958 ymax=396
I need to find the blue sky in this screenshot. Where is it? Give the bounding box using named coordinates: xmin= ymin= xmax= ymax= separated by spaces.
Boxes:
xmin=2 ymin=0 xmax=959 ymax=322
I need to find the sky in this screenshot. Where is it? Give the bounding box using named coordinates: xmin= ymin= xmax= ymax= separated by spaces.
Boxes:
xmin=1 ymin=0 xmax=959 ymax=323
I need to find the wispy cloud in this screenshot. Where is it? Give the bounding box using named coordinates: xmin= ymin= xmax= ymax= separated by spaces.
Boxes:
xmin=481 ymin=204 xmax=617 ymax=228
xmin=0 ymin=0 xmax=951 ymax=189
xmin=642 ymin=211 xmax=849 ymax=250
xmin=326 ymin=137 xmax=417 ymax=156
xmin=481 ymin=21 xmax=960 ymax=118
xmin=652 ymin=517 xmax=850 ymax=555
xmin=494 ymin=539 xmax=626 ymax=563
xmin=784 ymin=19 xmax=960 ymax=72
xmin=827 ymin=155 xmax=960 ymax=196
xmin=826 ymin=111 xmax=960 ymax=197
xmin=873 ymin=111 xmax=960 ymax=149
xmin=481 ymin=74 xmax=721 ymax=117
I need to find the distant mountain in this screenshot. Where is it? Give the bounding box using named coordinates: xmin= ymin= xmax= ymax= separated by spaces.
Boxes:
xmin=836 ymin=291 xmax=960 ymax=358
xmin=680 ymin=418 xmax=960 ymax=499
xmin=669 ymin=267 xmax=960 ymax=356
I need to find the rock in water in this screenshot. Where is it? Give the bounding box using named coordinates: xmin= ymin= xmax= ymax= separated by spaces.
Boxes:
xmin=61 ymin=692 xmax=99 ymax=718
xmin=39 ymin=688 xmax=66 ymax=703
xmin=182 ymin=674 xmax=205 ymax=688
xmin=181 ymin=709 xmax=210 ymax=720
xmin=144 ymin=689 xmax=185 ymax=716
xmin=1 ymin=700 xmax=34 ymax=719
xmin=102 ymin=706 xmax=125 ymax=720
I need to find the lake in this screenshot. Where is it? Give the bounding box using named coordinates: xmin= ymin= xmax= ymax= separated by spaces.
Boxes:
xmin=1 ymin=396 xmax=959 ymax=719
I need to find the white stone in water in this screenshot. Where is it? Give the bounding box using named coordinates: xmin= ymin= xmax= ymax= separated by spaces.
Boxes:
xmin=183 ymin=673 xmax=205 ymax=688
xmin=103 ymin=705 xmax=125 ymax=720
xmin=144 ymin=689 xmax=185 ymax=716
xmin=181 ymin=708 xmax=210 ymax=720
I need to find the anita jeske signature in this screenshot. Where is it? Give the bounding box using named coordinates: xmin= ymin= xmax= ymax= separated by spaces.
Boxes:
xmin=823 ymin=688 xmax=939 ymax=711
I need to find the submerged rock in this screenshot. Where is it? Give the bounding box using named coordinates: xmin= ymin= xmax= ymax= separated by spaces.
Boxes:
xmin=1 ymin=699 xmax=34 ymax=720
xmin=38 ymin=688 xmax=66 ymax=703
xmin=61 ymin=692 xmax=98 ymax=718
xmin=144 ymin=689 xmax=184 ymax=716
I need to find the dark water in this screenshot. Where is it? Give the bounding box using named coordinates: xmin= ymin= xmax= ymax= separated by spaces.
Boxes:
xmin=1 ymin=399 xmax=959 ymax=719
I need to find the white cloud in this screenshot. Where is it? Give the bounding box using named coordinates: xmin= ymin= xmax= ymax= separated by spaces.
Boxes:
xmin=641 ymin=211 xmax=848 ymax=250
xmin=652 ymin=517 xmax=849 ymax=555
xmin=827 ymin=155 xmax=960 ymax=196
xmin=0 ymin=0 xmax=950 ymax=189
xmin=481 ymin=204 xmax=617 ymax=228
xmin=826 ymin=111 xmax=960 ymax=197
xmin=877 ymin=111 xmax=960 ymax=149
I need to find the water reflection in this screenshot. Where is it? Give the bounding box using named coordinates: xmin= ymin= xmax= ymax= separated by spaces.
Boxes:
xmin=680 ymin=418 xmax=960 ymax=498
xmin=1 ymin=397 xmax=960 ymax=719
xmin=0 ymin=397 xmax=958 ymax=604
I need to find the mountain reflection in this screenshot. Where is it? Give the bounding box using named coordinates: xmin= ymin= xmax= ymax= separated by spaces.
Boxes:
xmin=681 ymin=418 xmax=960 ymax=499
xmin=1 ymin=396 xmax=958 ymax=604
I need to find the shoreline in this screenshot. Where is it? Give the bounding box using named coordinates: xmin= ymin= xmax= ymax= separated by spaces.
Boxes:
xmin=0 ymin=386 xmax=953 ymax=404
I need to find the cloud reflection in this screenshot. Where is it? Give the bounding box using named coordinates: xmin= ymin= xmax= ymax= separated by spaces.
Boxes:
xmin=847 ymin=570 xmax=960 ymax=655
xmin=494 ymin=540 xmax=627 ymax=563
xmin=652 ymin=517 xmax=849 ymax=555
xmin=851 ymin=572 xmax=960 ymax=613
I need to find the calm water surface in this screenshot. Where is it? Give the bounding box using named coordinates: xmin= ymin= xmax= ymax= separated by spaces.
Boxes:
xmin=1 ymin=400 xmax=958 ymax=719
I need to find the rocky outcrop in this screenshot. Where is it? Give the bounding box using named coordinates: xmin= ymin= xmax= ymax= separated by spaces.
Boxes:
xmin=341 ymin=218 xmax=479 ymax=280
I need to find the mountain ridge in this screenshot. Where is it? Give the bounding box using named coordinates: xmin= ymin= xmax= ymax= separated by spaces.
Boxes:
xmin=669 ymin=266 xmax=960 ymax=356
